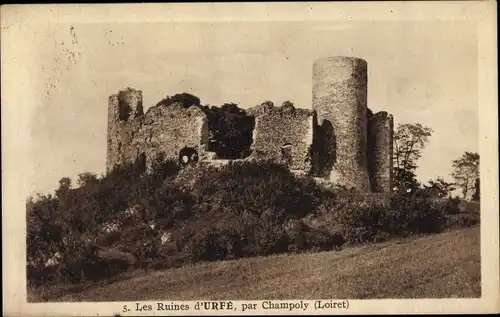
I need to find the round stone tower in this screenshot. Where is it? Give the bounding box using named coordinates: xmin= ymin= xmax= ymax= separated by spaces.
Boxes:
xmin=312 ymin=56 xmax=371 ymax=191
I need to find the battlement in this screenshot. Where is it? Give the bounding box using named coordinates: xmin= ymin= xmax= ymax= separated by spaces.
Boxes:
xmin=247 ymin=101 xmax=315 ymax=118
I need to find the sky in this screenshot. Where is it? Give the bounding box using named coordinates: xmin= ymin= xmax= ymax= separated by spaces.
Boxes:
xmin=12 ymin=20 xmax=478 ymax=196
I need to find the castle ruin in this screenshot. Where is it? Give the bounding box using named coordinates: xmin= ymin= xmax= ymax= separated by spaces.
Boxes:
xmin=107 ymin=56 xmax=394 ymax=193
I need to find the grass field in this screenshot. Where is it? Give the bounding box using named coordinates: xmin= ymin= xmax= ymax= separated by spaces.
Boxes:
xmin=40 ymin=225 xmax=480 ymax=301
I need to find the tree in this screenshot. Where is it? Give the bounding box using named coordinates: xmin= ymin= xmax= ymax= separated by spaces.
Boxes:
xmin=202 ymin=103 xmax=255 ymax=159
xmin=77 ymin=172 xmax=99 ymax=187
xmin=55 ymin=177 xmax=72 ymax=198
xmin=155 ymin=93 xmax=201 ymax=109
xmin=472 ymin=177 xmax=480 ymax=201
xmin=451 ymin=152 xmax=479 ymax=200
xmin=154 ymin=94 xmax=255 ymax=159
xmin=423 ymin=177 xmax=456 ymax=198
xmin=26 ymin=193 xmax=65 ymax=269
xmin=393 ymin=123 xmax=433 ymax=192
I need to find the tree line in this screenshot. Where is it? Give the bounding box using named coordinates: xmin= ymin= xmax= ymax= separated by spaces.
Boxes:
xmin=393 ymin=122 xmax=479 ymax=201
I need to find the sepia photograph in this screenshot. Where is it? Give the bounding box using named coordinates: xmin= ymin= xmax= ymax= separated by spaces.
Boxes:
xmin=2 ymin=2 xmax=498 ymax=316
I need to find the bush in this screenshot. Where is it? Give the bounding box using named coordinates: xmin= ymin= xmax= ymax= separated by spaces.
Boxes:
xmin=445 ymin=213 xmax=480 ymax=229
xmin=191 ymin=161 xmax=332 ymax=221
xmin=28 ymin=159 xmax=468 ymax=288
xmin=155 ymin=93 xmax=201 ymax=108
xmin=171 ymin=161 xmax=338 ymax=261
xmin=437 ymin=196 xmax=462 ymax=215
xmin=177 ymin=212 xmax=259 ymax=261
xmin=26 ymin=161 xmax=179 ymax=286
xmin=389 ymin=191 xmax=447 ymax=234
xmin=326 ymin=190 xmax=447 ymax=245
xmin=302 ymin=228 xmax=340 ymax=251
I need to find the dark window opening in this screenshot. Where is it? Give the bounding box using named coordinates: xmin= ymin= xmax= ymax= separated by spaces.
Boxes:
xmin=281 ymin=143 xmax=293 ymax=166
xmin=311 ymin=118 xmax=336 ymax=177
xmin=155 ymin=151 xmax=166 ymax=163
xmin=178 ymin=147 xmax=199 ymax=166
xmin=153 ymin=151 xmax=179 ymax=178
xmin=134 ymin=153 xmax=146 ymax=174
xmin=118 ymin=99 xmax=132 ymax=121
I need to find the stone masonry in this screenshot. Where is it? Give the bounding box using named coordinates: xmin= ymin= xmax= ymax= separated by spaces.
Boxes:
xmin=312 ymin=56 xmax=371 ymax=191
xmin=367 ymin=111 xmax=394 ymax=193
xmin=247 ymin=102 xmax=315 ymax=173
xmin=107 ymin=88 xmax=209 ymax=173
xmin=106 ymin=56 xmax=394 ymax=193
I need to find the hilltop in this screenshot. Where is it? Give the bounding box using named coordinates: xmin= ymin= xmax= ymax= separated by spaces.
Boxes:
xmin=27 ymin=160 xmax=479 ymax=301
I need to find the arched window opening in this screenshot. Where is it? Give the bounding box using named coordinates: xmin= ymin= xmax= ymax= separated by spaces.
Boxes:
xmin=178 ymin=147 xmax=199 ymax=166
xmin=281 ymin=143 xmax=293 ymax=166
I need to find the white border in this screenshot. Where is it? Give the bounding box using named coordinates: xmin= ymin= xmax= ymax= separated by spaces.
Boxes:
xmin=2 ymin=2 xmax=498 ymax=315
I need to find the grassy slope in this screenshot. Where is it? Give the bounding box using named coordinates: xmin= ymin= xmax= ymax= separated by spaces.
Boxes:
xmin=52 ymin=226 xmax=480 ymax=301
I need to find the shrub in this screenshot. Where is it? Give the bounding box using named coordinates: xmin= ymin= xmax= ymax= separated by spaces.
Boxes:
xmin=445 ymin=213 xmax=480 ymax=229
xmin=28 ymin=158 xmax=466 ymax=288
xmin=183 ymin=227 xmax=244 ymax=261
xmin=433 ymin=196 xmax=462 ymax=215
xmin=191 ymin=161 xmax=331 ymax=221
xmin=155 ymin=93 xmax=201 ymax=108
xmin=303 ymin=229 xmax=340 ymax=251
xmin=325 ymin=190 xmax=447 ymax=245
xmin=389 ymin=191 xmax=447 ymax=234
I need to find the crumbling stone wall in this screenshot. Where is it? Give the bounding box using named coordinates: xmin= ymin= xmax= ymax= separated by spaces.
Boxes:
xmin=248 ymin=102 xmax=314 ymax=173
xmin=130 ymin=103 xmax=209 ymax=171
xmin=106 ymin=88 xmax=144 ymax=172
xmin=107 ymin=94 xmax=121 ymax=171
xmin=106 ymin=56 xmax=394 ymax=194
xmin=312 ymin=56 xmax=371 ymax=191
xmin=367 ymin=111 xmax=394 ymax=193
xmin=107 ymin=88 xmax=209 ymax=173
